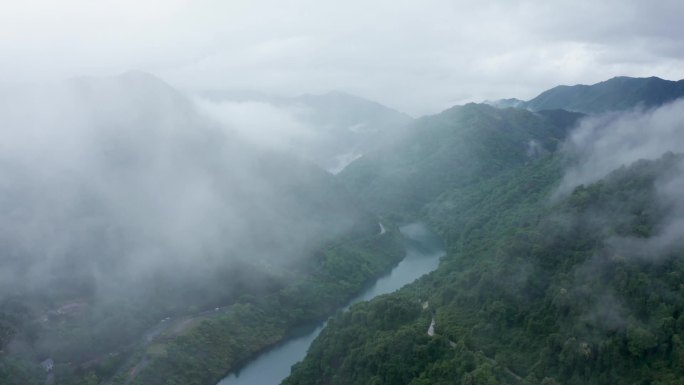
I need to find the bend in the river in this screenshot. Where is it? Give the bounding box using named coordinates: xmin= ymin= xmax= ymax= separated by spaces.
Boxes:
xmin=217 ymin=222 xmax=445 ymax=385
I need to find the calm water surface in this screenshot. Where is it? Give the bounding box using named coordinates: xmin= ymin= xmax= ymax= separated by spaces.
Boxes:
xmin=217 ymin=222 xmax=445 ymax=385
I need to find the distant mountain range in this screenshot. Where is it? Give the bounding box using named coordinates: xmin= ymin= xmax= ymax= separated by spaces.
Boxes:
xmin=201 ymin=76 xmax=684 ymax=176
xmin=4 ymin=71 xmax=684 ymax=385
xmin=286 ymin=75 xmax=684 ymax=385
xmin=0 ymin=72 xmax=386 ymax=385
xmin=339 ymin=103 xmax=582 ymax=217
xmin=198 ymin=89 xmax=412 ymax=173
xmin=487 ymin=76 xmax=684 ymax=114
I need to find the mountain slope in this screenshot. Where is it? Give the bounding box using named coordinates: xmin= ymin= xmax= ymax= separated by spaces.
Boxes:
xmin=198 ymin=90 xmax=413 ymax=173
xmin=0 ymin=73 xmax=403 ymax=385
xmin=285 ymin=152 xmax=684 ymax=385
xmin=285 ymin=85 xmax=684 ymax=385
xmin=523 ymin=76 xmax=684 ymax=114
xmin=339 ymin=103 xmax=582 ymax=218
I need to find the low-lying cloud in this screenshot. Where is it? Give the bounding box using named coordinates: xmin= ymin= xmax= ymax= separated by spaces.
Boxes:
xmin=0 ymin=72 xmax=364 ymax=308
xmin=194 ymin=91 xmax=411 ymax=173
xmin=558 ymin=98 xmax=684 ymax=193
xmin=557 ymin=98 xmax=684 ymax=260
xmin=195 ymin=98 xmax=318 ymax=155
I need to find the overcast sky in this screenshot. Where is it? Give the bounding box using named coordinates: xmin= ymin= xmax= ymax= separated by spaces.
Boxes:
xmin=2 ymin=0 xmax=684 ymax=115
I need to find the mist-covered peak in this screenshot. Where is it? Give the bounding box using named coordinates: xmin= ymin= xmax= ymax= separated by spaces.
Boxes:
xmin=295 ymin=90 xmax=411 ymax=118
xmin=195 ymin=89 xmax=413 ymax=173
xmin=69 ymin=70 xmax=174 ymax=91
xmin=67 ymin=70 xmax=188 ymax=107
xmin=483 ymin=97 xmax=526 ymax=109
xmin=0 ymin=73 xmax=372 ymax=310
xmin=340 ymin=101 xmax=583 ymax=216
xmin=523 ymin=75 xmax=684 ymax=114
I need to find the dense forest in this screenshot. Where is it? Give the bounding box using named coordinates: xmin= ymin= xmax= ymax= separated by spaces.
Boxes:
xmin=0 ymin=74 xmax=407 ymax=385
xmin=2 ymin=73 xmax=684 ymax=385
xmin=284 ymin=89 xmax=684 ymax=385
xmin=3 ymin=0 xmax=684 ymax=383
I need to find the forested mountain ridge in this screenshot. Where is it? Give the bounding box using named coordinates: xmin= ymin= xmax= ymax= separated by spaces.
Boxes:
xmin=3 ymin=72 xmax=684 ymax=385
xmin=0 ymin=73 xmax=406 ymax=385
xmin=285 ymin=88 xmax=684 ymax=384
xmin=198 ymin=89 xmax=413 ymax=173
xmin=339 ymin=103 xmax=582 ymax=218
xmin=286 ymin=153 xmax=684 ymax=385
xmin=522 ymin=76 xmax=684 ymax=114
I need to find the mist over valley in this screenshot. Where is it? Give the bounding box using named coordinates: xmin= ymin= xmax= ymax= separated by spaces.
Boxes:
xmin=2 ymin=2 xmax=684 ymax=385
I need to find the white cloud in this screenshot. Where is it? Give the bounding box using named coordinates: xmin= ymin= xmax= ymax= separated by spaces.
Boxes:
xmin=1 ymin=0 xmax=684 ymax=115
xmin=558 ymin=99 xmax=684 ymax=194
xmin=195 ymin=98 xmax=316 ymax=153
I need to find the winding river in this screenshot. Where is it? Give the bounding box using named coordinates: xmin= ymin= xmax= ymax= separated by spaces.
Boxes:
xmin=217 ymin=222 xmax=445 ymax=385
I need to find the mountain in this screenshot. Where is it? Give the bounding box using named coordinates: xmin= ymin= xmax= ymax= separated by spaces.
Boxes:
xmin=484 ymin=97 xmax=526 ymax=109
xmin=0 ymin=71 xmax=371 ymax=293
xmin=198 ymin=90 xmax=413 ymax=173
xmin=6 ymin=73 xmax=684 ymax=385
xmin=286 ymin=154 xmax=684 ymax=385
xmin=0 ymin=73 xmax=406 ymax=385
xmin=288 ymin=91 xmax=414 ymax=173
xmin=523 ymin=76 xmax=684 ymax=114
xmin=284 ymin=81 xmax=684 ymax=385
xmin=339 ymin=103 xmax=582 ymax=218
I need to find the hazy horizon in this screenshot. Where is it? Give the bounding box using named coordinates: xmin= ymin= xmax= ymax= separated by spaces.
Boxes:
xmin=2 ymin=2 xmax=684 ymax=385
xmin=3 ymin=1 xmax=684 ymax=115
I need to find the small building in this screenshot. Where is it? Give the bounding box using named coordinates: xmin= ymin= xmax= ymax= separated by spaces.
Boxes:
xmin=40 ymin=358 xmax=54 ymax=372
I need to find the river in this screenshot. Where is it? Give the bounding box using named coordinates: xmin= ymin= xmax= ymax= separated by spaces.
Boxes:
xmin=217 ymin=222 xmax=445 ymax=385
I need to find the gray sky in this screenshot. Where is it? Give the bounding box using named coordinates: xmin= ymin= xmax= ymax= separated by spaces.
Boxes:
xmin=2 ymin=0 xmax=684 ymax=115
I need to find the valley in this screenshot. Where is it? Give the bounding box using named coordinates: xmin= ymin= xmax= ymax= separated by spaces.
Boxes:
xmin=2 ymin=73 xmax=684 ymax=385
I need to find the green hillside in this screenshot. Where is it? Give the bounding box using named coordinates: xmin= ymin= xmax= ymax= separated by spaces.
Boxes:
xmin=523 ymin=76 xmax=684 ymax=114
xmin=0 ymin=74 xmax=403 ymax=385
xmin=284 ymin=100 xmax=684 ymax=384
xmin=339 ymin=103 xmax=582 ymax=218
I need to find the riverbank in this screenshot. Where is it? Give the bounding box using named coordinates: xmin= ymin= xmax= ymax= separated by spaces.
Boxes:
xmin=219 ymin=222 xmax=445 ymax=385
xmin=120 ymin=223 xmax=406 ymax=385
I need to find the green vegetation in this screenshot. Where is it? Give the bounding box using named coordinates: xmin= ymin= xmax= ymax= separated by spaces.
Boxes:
xmin=522 ymin=76 xmax=684 ymax=114
xmin=284 ymin=103 xmax=684 ymax=384
xmin=0 ymin=356 xmax=43 ymax=385
xmin=0 ymin=142 xmax=402 ymax=385
xmin=129 ymin=223 xmax=405 ymax=385
xmin=339 ymin=103 xmax=581 ymax=219
xmin=4 ymin=76 xmax=684 ymax=385
xmin=0 ymin=218 xmax=405 ymax=385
